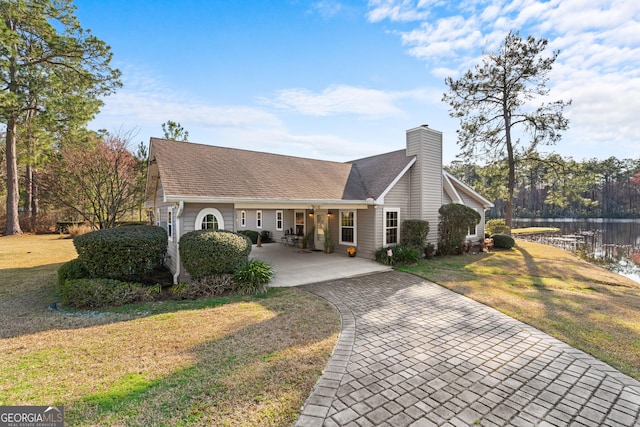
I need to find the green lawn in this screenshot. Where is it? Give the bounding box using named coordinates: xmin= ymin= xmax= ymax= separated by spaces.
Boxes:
xmin=398 ymin=240 xmax=640 ymax=381
xmin=0 ymin=234 xmax=339 ymax=426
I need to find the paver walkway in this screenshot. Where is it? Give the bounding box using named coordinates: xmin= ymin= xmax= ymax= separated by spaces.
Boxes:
xmin=296 ymin=271 xmax=640 ymax=426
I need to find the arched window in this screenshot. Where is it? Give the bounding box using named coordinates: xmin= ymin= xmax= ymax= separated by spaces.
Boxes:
xmin=195 ymin=208 xmax=225 ymax=231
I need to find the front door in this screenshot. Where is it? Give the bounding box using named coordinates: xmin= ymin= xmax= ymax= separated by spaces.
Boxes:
xmin=314 ymin=210 xmax=328 ymax=250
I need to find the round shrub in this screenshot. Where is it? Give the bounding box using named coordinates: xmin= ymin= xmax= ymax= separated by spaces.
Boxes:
xmin=74 ymin=225 xmax=167 ymax=281
xmin=486 ymin=219 xmax=511 ymax=236
xmin=59 ymin=278 xmax=160 ymax=308
xmin=180 ymin=230 xmax=252 ymax=278
xmin=492 ymin=233 xmax=515 ymax=249
xmin=57 ymin=258 xmax=88 ymax=287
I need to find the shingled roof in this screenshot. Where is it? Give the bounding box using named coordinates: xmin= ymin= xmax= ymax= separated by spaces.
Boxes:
xmin=147 ymin=138 xmax=415 ymax=203
xmin=348 ymin=150 xmax=416 ymax=199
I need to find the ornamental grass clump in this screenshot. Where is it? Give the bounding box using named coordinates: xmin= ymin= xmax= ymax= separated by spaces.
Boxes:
xmin=180 ymin=230 xmax=252 ymax=278
xmin=233 ymin=260 xmax=274 ymax=295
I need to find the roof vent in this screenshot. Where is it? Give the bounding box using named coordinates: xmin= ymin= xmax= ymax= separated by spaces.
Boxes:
xmin=421 ymin=124 xmax=429 ymax=128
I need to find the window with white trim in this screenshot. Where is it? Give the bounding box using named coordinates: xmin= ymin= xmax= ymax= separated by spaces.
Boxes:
xmin=167 ymin=207 xmax=174 ymax=241
xmin=256 ymin=210 xmax=262 ymax=229
xmin=467 ymin=208 xmax=480 ymax=238
xmin=339 ymin=210 xmax=357 ymax=245
xmin=383 ymin=208 xmax=399 ymax=246
xmin=240 ymin=210 xmax=246 ymax=227
xmin=276 ymin=210 xmax=283 ymax=231
xmin=195 ymin=208 xmax=225 ymax=231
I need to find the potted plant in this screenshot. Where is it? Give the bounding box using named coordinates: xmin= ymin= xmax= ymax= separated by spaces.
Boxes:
xmin=347 ymin=247 xmax=356 ymax=257
xmin=323 ymin=224 xmax=333 ymax=254
xmin=299 ymin=226 xmax=315 ymax=249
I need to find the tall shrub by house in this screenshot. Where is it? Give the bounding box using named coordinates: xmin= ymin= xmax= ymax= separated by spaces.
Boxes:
xmin=401 ymin=219 xmax=430 ymax=250
xmin=437 ymin=204 xmax=481 ymax=256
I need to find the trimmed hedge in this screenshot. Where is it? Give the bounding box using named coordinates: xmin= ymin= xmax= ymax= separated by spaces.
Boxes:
xmin=180 ymin=230 xmax=252 ymax=278
xmin=237 ymin=230 xmax=260 ymax=244
xmin=438 ymin=204 xmax=481 ymax=256
xmin=73 ymin=225 xmax=167 ymax=281
xmin=492 ymin=233 xmax=516 ymax=249
xmin=57 ymin=258 xmax=88 ymax=287
xmin=401 ymin=220 xmax=430 ymax=249
xmin=59 ymin=278 xmax=160 ymax=308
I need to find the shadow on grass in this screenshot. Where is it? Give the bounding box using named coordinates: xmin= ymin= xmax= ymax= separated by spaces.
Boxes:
xmin=0 ymin=261 xmax=274 ymax=339
xmin=63 ymin=292 xmax=339 ymax=426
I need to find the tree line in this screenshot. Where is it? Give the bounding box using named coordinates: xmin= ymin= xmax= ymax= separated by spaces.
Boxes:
xmin=446 ymin=155 xmax=640 ymax=219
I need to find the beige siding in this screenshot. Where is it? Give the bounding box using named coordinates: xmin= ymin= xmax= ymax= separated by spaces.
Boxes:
xmin=236 ymin=209 xmax=295 ymax=242
xmin=148 ymin=179 xmax=177 ymax=275
xmin=182 ymin=203 xmax=234 ymax=233
xmin=459 ymin=193 xmax=487 ymax=240
xmin=328 ymin=207 xmax=377 ymax=258
xmin=406 ymin=126 xmax=443 ymax=244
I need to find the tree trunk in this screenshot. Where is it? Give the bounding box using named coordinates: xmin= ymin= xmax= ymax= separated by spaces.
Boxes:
xmin=24 ymin=165 xmax=33 ymax=232
xmin=31 ymin=169 xmax=39 ymax=232
xmin=4 ymin=116 xmax=22 ymax=235
xmin=504 ymin=112 xmax=515 ymax=228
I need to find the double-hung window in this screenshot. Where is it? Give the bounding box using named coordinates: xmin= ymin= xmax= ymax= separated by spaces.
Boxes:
xmin=240 ymin=210 xmax=246 ymax=227
xmin=339 ymin=210 xmax=357 ymax=245
xmin=167 ymin=207 xmax=174 ymax=241
xmin=256 ymin=210 xmax=262 ymax=229
xmin=276 ymin=210 xmax=283 ymax=231
xmin=383 ymin=208 xmax=399 ymax=246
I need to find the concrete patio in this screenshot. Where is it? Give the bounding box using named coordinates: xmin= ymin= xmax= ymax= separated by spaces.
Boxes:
xmin=249 ymin=242 xmax=392 ymax=287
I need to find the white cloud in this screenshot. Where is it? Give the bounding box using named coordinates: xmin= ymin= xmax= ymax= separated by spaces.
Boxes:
xmin=366 ymin=0 xmax=640 ymax=159
xmin=309 ymin=1 xmax=343 ymax=18
xmin=267 ymin=84 xmax=438 ymax=118
xmin=366 ymin=0 xmax=432 ymax=22
xmin=94 ymin=66 xmax=284 ymax=133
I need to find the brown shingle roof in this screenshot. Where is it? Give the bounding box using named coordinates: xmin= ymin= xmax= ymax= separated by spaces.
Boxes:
xmin=149 ymin=138 xmax=414 ymax=202
xmin=151 ymin=138 xmax=357 ymax=200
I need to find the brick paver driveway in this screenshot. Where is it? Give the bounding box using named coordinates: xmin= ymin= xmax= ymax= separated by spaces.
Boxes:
xmin=296 ymin=271 xmax=640 ymax=426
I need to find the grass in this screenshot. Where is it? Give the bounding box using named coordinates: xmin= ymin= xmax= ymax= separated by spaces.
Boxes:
xmin=511 ymin=227 xmax=560 ymax=235
xmin=398 ymin=240 xmax=640 ymax=381
xmin=0 ymin=234 xmax=339 ymax=426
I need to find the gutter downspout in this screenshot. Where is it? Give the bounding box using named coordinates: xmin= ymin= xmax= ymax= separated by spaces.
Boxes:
xmin=173 ymin=200 xmax=184 ymax=284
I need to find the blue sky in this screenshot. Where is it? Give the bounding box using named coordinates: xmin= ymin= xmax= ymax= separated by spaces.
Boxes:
xmin=74 ymin=0 xmax=640 ymax=164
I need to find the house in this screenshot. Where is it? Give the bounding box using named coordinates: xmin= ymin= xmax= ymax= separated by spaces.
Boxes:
xmin=145 ymin=125 xmax=493 ymax=283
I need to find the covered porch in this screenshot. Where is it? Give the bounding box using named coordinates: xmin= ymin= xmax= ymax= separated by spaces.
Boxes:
xmin=250 ymin=243 xmax=391 ymax=287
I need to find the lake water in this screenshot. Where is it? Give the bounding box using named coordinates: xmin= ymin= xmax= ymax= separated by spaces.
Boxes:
xmin=512 ymin=218 xmax=640 ymax=284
